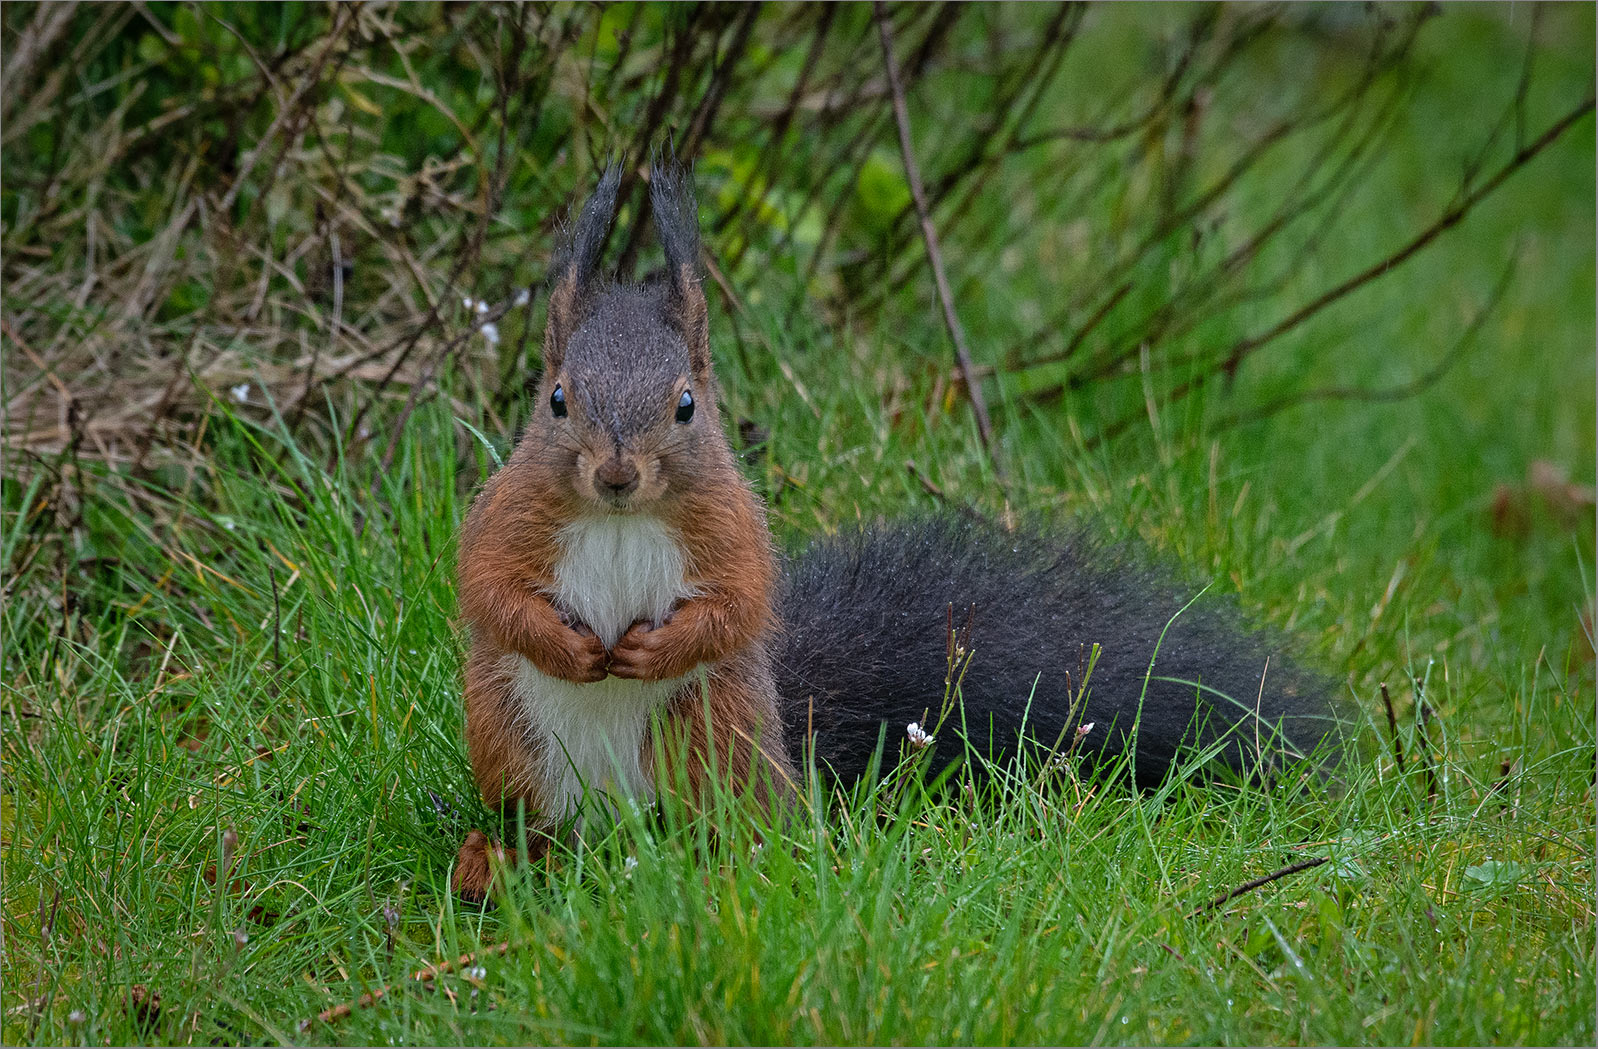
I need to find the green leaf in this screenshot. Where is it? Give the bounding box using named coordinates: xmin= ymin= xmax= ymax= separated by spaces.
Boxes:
xmin=1463 ymin=860 xmax=1525 ymax=895
xmin=856 ymin=150 xmax=911 ymax=233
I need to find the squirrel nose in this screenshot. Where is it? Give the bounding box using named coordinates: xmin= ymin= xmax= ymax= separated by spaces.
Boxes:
xmin=594 ymin=458 xmax=640 ymax=497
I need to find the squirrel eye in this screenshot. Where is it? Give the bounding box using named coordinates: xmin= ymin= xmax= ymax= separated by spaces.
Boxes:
xmin=675 ymin=388 xmax=694 ymax=424
xmin=550 ymin=383 xmax=567 ymax=418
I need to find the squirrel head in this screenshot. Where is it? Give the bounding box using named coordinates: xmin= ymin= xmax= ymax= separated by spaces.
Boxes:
xmin=531 ymin=162 xmax=724 ymax=514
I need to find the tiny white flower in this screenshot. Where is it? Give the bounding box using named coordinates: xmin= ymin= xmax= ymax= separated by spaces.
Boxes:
xmin=230 ymin=383 xmax=250 ymax=404
xmin=463 ymin=965 xmax=487 ymax=981
xmin=624 ymin=855 xmax=638 ymax=878
xmin=513 ymin=287 xmax=531 ymax=307
xmin=462 ymin=295 xmax=477 ymax=310
xmin=474 ymin=298 xmax=490 ymax=315
xmin=906 ymin=722 xmax=934 ymax=750
xmin=479 ymin=322 xmax=500 ymax=346
xmin=68 ymin=1011 xmax=85 ymax=1024
xmin=1076 ymin=722 xmax=1095 ymax=740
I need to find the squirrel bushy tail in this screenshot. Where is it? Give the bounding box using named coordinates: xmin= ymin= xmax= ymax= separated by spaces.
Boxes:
xmin=774 ymin=517 xmax=1346 ymax=788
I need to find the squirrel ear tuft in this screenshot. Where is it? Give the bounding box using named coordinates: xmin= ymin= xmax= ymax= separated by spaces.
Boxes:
xmin=546 ymin=163 xmax=623 ymax=371
xmin=649 ymin=157 xmax=710 ymax=375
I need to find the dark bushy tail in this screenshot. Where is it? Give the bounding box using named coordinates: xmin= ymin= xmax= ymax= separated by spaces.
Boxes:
xmin=773 ymin=518 xmax=1347 ymax=788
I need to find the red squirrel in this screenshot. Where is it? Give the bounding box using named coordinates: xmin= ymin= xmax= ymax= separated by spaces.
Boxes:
xmin=452 ymin=164 xmax=1343 ymax=901
xmin=452 ymin=166 xmax=794 ymax=899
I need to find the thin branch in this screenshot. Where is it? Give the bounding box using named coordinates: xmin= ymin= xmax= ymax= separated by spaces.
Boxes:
xmin=1013 ymin=7 xmax=1431 ymax=376
xmin=1415 ymin=700 xmax=1440 ymax=803
xmin=905 ymin=458 xmax=947 ymax=501
xmin=868 ymin=3 xmax=1086 ymax=312
xmin=268 ymin=560 xmax=282 ymax=667
xmin=1379 ymin=682 xmax=1406 ymax=772
xmin=1208 ymin=251 xmax=1515 ymax=434
xmin=1189 ymin=856 xmax=1330 ymax=917
xmin=1076 ymin=93 xmax=1595 ymax=449
xmin=714 ymin=5 xmax=837 ymax=241
xmin=304 ymin=939 xmax=517 ymax=1032
xmin=682 ymin=3 xmax=758 ymax=160
xmin=1215 ymin=95 xmax=1593 ymax=380
xmin=874 ymin=0 xmax=998 ymax=471
xmin=613 ymin=4 xmax=711 ymax=278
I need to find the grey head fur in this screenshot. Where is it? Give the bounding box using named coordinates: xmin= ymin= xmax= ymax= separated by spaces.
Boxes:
xmin=563 ymin=280 xmax=698 ymax=446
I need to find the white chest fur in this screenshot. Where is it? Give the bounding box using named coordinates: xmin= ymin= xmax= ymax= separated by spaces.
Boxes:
xmin=550 ymin=514 xmax=692 ymax=648
xmin=510 ymin=514 xmax=699 ymax=819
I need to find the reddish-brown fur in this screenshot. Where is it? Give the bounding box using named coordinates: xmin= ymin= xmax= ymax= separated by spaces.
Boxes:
xmin=648 ymin=650 xmax=797 ymax=815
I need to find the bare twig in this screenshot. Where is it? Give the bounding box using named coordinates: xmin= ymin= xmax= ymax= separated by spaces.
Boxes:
xmin=1189 ymin=856 xmax=1330 ymax=917
xmin=682 ymin=3 xmax=759 ymax=161
xmin=904 ymin=458 xmax=947 ymax=502
xmin=1009 ymin=7 xmax=1430 ymax=383
xmin=612 ymin=4 xmax=709 ymax=278
xmin=1216 ymin=96 xmax=1593 ymax=381
xmin=867 ymin=2 xmax=1082 ymax=310
xmin=874 ymin=0 xmax=998 ymax=471
xmin=1379 ymin=682 xmax=1405 ymax=773
xmin=268 ymin=560 xmax=282 ymax=668
xmin=1415 ymin=700 xmax=1440 ymax=803
xmin=715 ymin=5 xmax=837 ymax=244
xmin=306 ymin=939 xmax=516 ymax=1031
xmin=1209 ymin=252 xmax=1516 ymax=434
xmin=1073 ymin=93 xmax=1595 ymax=448
xmin=1 ymin=2 xmax=81 ymax=124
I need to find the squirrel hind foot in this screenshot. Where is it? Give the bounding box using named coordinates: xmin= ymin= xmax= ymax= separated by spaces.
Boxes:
xmin=452 ymin=826 xmax=562 ymax=904
xmin=452 ymin=829 xmax=522 ymax=905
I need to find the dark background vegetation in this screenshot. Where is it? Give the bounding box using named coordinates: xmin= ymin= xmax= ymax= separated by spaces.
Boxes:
xmin=2 ymin=2 xmax=1594 ymax=1045
xmin=6 ymin=3 xmax=1591 ymax=464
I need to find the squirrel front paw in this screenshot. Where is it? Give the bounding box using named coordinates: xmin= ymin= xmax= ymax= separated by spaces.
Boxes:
xmin=608 ymin=620 xmax=696 ymax=682
xmin=529 ymin=622 xmax=609 ymax=684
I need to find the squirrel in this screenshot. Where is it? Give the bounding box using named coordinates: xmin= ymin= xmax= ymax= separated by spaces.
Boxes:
xmin=450 ymin=164 xmax=1345 ymax=902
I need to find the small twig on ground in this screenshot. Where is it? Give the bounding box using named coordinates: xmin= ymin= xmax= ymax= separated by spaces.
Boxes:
xmin=904 ymin=458 xmax=947 ymax=501
xmin=874 ymin=0 xmax=999 ymax=475
xmin=305 ymin=939 xmax=516 ymax=1032
xmin=1379 ymin=682 xmax=1405 ymax=772
xmin=1189 ymin=856 xmax=1330 ymax=917
xmin=905 ymin=459 xmax=987 ymax=523
xmin=1415 ymin=700 xmax=1440 ymax=803
xmin=268 ymin=560 xmax=282 ymax=668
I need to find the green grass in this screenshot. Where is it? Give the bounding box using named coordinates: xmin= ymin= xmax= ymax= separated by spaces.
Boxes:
xmin=3 ymin=4 xmax=1594 ymax=1046
xmin=1 ymin=380 xmax=1591 ymax=1045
